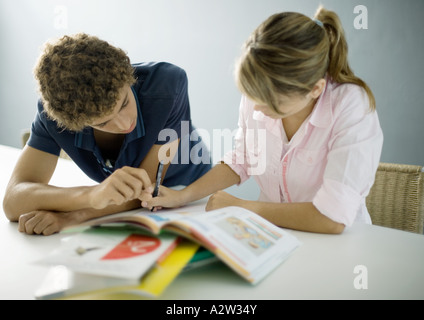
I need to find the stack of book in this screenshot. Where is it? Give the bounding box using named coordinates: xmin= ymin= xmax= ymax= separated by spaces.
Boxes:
xmin=34 ymin=206 xmax=300 ymax=299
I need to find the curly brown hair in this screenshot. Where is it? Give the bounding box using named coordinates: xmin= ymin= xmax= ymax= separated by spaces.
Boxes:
xmin=34 ymin=33 xmax=136 ymax=131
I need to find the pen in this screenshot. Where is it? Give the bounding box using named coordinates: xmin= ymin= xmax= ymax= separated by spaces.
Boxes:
xmin=151 ymin=161 xmax=164 ymax=211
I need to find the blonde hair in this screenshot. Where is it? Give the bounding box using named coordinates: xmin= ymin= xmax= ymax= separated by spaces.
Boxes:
xmin=236 ymin=6 xmax=376 ymax=112
xmin=34 ymin=33 xmax=136 ymax=131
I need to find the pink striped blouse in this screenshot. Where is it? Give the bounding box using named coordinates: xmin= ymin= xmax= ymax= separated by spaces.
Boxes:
xmin=223 ymin=79 xmax=383 ymax=226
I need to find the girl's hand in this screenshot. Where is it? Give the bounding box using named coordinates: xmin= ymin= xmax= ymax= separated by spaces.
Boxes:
xmin=140 ymin=185 xmax=187 ymax=211
xmin=205 ymin=191 xmax=244 ymax=211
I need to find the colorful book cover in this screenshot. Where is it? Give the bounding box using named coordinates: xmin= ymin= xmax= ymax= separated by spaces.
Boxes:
xmin=35 ymin=238 xmax=199 ymax=299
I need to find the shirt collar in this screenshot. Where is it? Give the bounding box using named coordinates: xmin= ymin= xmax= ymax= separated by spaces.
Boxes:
xmin=126 ymin=86 xmax=145 ymax=143
xmin=309 ymin=77 xmax=333 ymax=128
xmin=74 ymin=86 xmax=145 ymax=151
xmin=74 ymin=127 xmax=95 ymax=151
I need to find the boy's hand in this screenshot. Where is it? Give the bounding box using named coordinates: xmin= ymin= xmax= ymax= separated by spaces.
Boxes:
xmin=18 ymin=210 xmax=73 ymax=236
xmin=89 ymin=166 xmax=153 ymax=210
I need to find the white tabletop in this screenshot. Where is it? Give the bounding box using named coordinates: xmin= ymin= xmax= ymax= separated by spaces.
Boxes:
xmin=1 ymin=145 xmax=424 ymax=300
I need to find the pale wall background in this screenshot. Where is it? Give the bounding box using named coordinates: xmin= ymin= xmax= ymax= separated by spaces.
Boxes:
xmin=1 ymin=0 xmax=423 ymax=199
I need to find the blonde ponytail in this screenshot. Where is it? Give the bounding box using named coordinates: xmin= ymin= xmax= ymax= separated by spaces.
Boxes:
xmin=314 ymin=6 xmax=376 ymax=110
xmin=236 ymin=6 xmax=376 ymax=112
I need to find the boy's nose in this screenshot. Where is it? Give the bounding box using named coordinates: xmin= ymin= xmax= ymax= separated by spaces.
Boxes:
xmin=115 ymin=114 xmax=132 ymax=131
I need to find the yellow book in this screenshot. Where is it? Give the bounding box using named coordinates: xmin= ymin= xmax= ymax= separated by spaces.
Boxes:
xmin=133 ymin=239 xmax=200 ymax=298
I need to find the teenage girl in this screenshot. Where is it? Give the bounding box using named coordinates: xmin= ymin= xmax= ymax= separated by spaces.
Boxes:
xmin=143 ymin=7 xmax=383 ymax=234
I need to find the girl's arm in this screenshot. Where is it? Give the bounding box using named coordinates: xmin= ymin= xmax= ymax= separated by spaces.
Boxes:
xmin=144 ymin=163 xmax=241 ymax=209
xmin=146 ymin=162 xmax=344 ymax=234
xmin=183 ymin=163 xmax=241 ymax=202
xmin=207 ymin=191 xmax=345 ymax=234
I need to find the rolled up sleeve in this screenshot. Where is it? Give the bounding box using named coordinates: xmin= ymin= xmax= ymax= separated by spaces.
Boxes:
xmin=313 ymin=86 xmax=383 ymax=226
xmin=313 ymin=179 xmax=363 ymax=226
xmin=222 ymin=96 xmax=251 ymax=184
xmin=222 ymin=136 xmax=250 ymax=185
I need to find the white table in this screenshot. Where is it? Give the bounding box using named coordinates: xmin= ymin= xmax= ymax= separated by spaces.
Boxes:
xmin=1 ymin=145 xmax=424 ymax=300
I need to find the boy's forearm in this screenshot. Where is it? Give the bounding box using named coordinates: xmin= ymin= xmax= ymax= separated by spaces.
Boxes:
xmin=66 ymin=199 xmax=142 ymax=225
xmin=16 ymin=198 xmax=142 ymax=234
xmin=4 ymin=182 xmax=93 ymax=221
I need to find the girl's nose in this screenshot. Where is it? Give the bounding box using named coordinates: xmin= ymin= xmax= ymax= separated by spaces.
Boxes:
xmin=254 ymin=104 xmax=266 ymax=112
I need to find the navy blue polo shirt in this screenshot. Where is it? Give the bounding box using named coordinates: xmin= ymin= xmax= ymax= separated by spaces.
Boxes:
xmin=28 ymin=62 xmax=211 ymax=186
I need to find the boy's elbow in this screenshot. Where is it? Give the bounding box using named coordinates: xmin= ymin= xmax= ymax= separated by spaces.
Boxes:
xmin=3 ymin=195 xmax=19 ymax=222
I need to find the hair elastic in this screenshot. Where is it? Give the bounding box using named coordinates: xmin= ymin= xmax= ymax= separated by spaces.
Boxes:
xmin=313 ymin=19 xmax=324 ymax=28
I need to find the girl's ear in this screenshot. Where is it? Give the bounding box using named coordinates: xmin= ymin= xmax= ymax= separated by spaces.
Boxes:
xmin=309 ymin=78 xmax=326 ymax=99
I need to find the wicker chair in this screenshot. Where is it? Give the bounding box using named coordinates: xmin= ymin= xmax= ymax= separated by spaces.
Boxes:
xmin=366 ymin=162 xmax=424 ymax=234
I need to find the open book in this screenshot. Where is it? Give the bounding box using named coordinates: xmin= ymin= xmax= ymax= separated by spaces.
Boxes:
xmin=68 ymin=206 xmax=300 ymax=284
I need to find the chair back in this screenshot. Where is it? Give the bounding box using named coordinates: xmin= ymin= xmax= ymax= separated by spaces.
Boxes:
xmin=21 ymin=129 xmax=31 ymax=148
xmin=366 ymin=162 xmax=424 ymax=234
